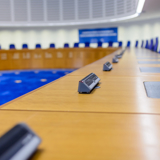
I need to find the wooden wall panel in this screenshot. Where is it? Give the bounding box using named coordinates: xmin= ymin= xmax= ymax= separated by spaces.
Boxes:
xmin=83 ymin=48 xmax=95 ymax=65
xmin=10 ymin=50 xmax=23 ymax=70
xmin=31 ymin=49 xmax=44 ymax=69
xmin=43 ymin=49 xmax=56 ymax=69
xmin=0 ymin=50 xmax=11 ymax=70
xmin=55 ymin=49 xmax=67 ymax=69
xmin=0 ymin=48 xmax=119 ymax=70
xmin=73 ymin=48 xmax=85 ymax=68
xmin=65 ymin=48 xmax=74 ymax=69
xmin=21 ymin=50 xmax=32 ymax=69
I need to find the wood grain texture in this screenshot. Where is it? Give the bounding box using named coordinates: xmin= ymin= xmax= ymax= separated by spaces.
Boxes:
xmin=0 ymin=110 xmax=160 ymax=160
xmin=0 ymin=48 xmax=118 ymax=70
xmin=1 ymin=48 xmax=160 ymax=160
xmin=70 ymin=49 xmax=160 ymax=76
xmin=2 ymin=48 xmax=160 ymax=114
xmin=2 ymin=74 xmax=160 ymax=114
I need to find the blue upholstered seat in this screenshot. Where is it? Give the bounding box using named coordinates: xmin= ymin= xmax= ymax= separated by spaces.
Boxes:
xmin=135 ymin=41 xmax=138 ymax=48
xmin=98 ymin=42 xmax=102 ymax=47
xmin=118 ymin=41 xmax=123 ymax=47
xmin=108 ymin=41 xmax=113 ymax=47
xmin=9 ymin=44 xmax=15 ymax=49
xmin=74 ymin=43 xmax=79 ymax=48
xmin=85 ymin=42 xmax=90 ymax=47
xmin=145 ymin=40 xmax=149 ymax=49
xmin=64 ymin=43 xmax=69 ymax=48
xmin=154 ymin=37 xmax=158 ymax=52
xmin=22 ymin=44 xmax=28 ymax=49
xmin=126 ymin=41 xmax=131 ymax=47
xmin=149 ymin=39 xmax=154 ymax=50
xmin=35 ymin=44 xmax=41 ymax=48
xmin=50 ymin=43 xmax=55 ymax=48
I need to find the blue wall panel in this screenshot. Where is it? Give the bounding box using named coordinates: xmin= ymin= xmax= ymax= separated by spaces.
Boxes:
xmin=79 ymin=28 xmax=118 ymax=43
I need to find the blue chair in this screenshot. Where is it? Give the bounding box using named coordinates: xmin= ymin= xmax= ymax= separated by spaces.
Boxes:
xmin=50 ymin=43 xmax=55 ymax=48
xmin=64 ymin=43 xmax=69 ymax=48
xmin=135 ymin=41 xmax=138 ymax=48
xmin=141 ymin=40 xmax=144 ymax=48
xmin=108 ymin=41 xmax=113 ymax=47
xmin=118 ymin=41 xmax=123 ymax=47
xmin=145 ymin=40 xmax=149 ymax=49
xmin=85 ymin=42 xmax=90 ymax=47
xmin=98 ymin=42 xmax=103 ymax=47
xmin=126 ymin=41 xmax=131 ymax=47
xmin=22 ymin=44 xmax=28 ymax=49
xmin=74 ymin=43 xmax=79 ymax=48
xmin=9 ymin=44 xmax=15 ymax=49
xmin=149 ymin=39 xmax=154 ymax=50
xmin=154 ymin=37 xmax=158 ymax=52
xmin=152 ymin=39 xmax=155 ymax=50
xmin=35 ymin=44 xmax=41 ymax=48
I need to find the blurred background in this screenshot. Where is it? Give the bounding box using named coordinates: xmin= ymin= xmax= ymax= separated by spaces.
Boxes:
xmin=0 ymin=0 xmax=158 ymax=49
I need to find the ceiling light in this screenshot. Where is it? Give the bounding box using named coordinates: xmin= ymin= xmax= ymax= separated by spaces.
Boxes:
xmin=137 ymin=0 xmax=146 ymax=14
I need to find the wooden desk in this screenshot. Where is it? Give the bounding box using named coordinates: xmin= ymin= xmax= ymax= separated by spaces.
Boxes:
xmin=69 ymin=49 xmax=158 ymax=77
xmin=1 ymin=48 xmax=160 ymax=160
xmin=0 ymin=110 xmax=160 ymax=160
xmin=2 ymin=75 xmax=160 ymax=114
xmin=1 ymin=48 xmax=160 ymax=114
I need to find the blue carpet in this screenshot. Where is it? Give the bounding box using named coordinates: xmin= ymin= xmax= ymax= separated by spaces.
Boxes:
xmin=0 ymin=69 xmax=75 ymax=105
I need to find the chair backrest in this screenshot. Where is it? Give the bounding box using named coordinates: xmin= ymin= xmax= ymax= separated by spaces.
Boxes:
xmin=35 ymin=44 xmax=41 ymax=48
xmin=22 ymin=44 xmax=28 ymax=49
xmin=9 ymin=44 xmax=15 ymax=49
xmin=108 ymin=41 xmax=113 ymax=47
xmin=74 ymin=43 xmax=79 ymax=48
xmin=152 ymin=39 xmax=155 ymax=50
xmin=118 ymin=41 xmax=123 ymax=47
xmin=97 ymin=42 xmax=103 ymax=47
xmin=154 ymin=37 xmax=158 ymax=52
xmin=141 ymin=40 xmax=144 ymax=48
xmin=149 ymin=39 xmax=154 ymax=50
xmin=145 ymin=40 xmax=149 ymax=49
xmin=135 ymin=41 xmax=138 ymax=48
xmin=50 ymin=43 xmax=55 ymax=48
xmin=85 ymin=42 xmax=90 ymax=47
xmin=127 ymin=41 xmax=131 ymax=47
xmin=64 ymin=43 xmax=69 ymax=48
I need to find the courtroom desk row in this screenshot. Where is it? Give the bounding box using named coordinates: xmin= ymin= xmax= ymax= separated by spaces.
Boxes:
xmin=0 ymin=47 xmax=118 ymax=70
xmin=0 ymin=110 xmax=160 ymax=160
xmin=135 ymin=48 xmax=160 ymax=57
xmin=69 ymin=49 xmax=160 ymax=77
xmin=2 ymin=75 xmax=160 ymax=114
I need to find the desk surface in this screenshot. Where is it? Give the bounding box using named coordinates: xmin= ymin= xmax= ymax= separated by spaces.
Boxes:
xmin=0 ymin=110 xmax=160 ymax=160
xmin=69 ymin=49 xmax=160 ymax=76
xmin=2 ymin=48 xmax=160 ymax=114
xmin=1 ymin=48 xmax=160 ymax=160
xmin=2 ymin=75 xmax=160 ymax=114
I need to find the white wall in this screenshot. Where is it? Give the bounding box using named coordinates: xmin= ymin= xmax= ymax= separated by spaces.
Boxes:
xmin=118 ymin=20 xmax=160 ymax=50
xmin=0 ymin=18 xmax=159 ymax=50
xmin=0 ymin=28 xmax=78 ymax=49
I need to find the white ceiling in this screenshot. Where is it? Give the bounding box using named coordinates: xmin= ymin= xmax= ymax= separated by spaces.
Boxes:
xmin=123 ymin=0 xmax=160 ymax=23
xmin=0 ymin=0 xmax=140 ymax=26
xmin=0 ymin=0 xmax=158 ymax=27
